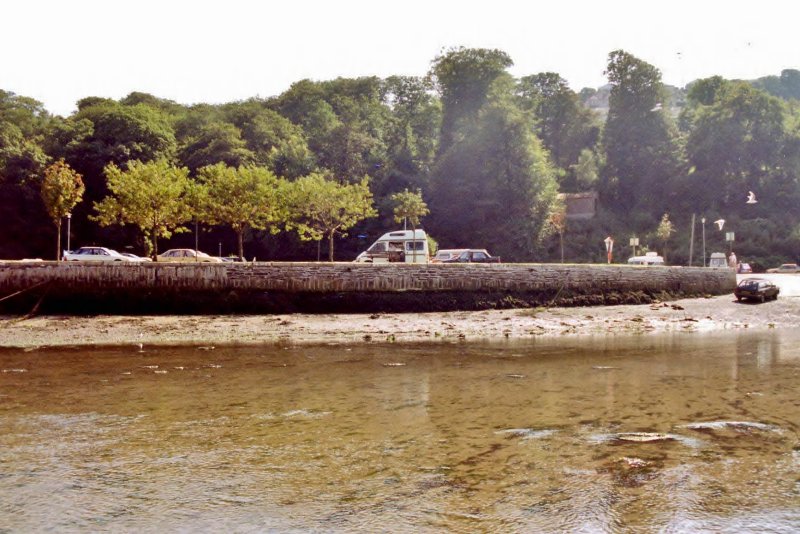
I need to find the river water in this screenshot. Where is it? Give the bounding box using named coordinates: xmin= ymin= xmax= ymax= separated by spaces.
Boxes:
xmin=1 ymin=331 xmax=799 ymax=532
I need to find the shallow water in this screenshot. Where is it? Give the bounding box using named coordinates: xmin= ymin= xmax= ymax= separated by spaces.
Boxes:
xmin=1 ymin=331 xmax=799 ymax=532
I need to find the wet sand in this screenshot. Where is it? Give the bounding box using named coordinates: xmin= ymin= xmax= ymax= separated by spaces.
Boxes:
xmin=1 ymin=281 xmax=798 ymax=348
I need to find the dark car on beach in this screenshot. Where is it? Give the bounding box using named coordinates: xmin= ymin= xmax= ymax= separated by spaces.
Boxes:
xmin=734 ymin=278 xmax=780 ymax=302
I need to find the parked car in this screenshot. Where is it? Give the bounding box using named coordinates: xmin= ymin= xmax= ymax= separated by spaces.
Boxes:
xmin=157 ymin=249 xmax=223 ymax=263
xmin=627 ymin=252 xmax=664 ymax=266
xmin=766 ymin=263 xmax=800 ymax=273
xmin=734 ymin=278 xmax=780 ymax=302
xmin=737 ymin=262 xmax=752 ymax=273
xmin=120 ymin=252 xmax=152 ymax=262
xmin=63 ymin=246 xmax=143 ymax=262
xmin=432 ymin=249 xmax=501 ymax=263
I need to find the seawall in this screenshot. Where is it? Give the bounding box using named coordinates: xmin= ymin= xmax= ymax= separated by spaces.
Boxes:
xmin=0 ymin=261 xmax=736 ymax=314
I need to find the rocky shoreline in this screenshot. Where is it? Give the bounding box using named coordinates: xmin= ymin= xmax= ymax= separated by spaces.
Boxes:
xmin=2 ymin=289 xmax=798 ymax=349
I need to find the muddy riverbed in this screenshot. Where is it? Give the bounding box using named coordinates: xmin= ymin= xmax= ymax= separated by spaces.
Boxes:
xmin=1 ymin=275 xmax=798 ymax=348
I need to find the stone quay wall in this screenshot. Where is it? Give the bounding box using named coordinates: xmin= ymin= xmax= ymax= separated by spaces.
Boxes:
xmin=0 ymin=261 xmax=736 ymax=314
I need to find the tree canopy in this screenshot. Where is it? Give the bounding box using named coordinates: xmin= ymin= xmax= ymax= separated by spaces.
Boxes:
xmin=40 ymin=159 xmax=84 ymax=260
xmin=287 ymin=174 xmax=377 ymax=261
xmin=92 ymin=159 xmax=192 ymax=258
xmin=2 ymin=47 xmax=800 ymax=266
xmin=196 ymin=163 xmax=288 ymax=260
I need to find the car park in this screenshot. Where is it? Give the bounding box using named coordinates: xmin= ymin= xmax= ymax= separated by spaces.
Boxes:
xmin=734 ymin=278 xmax=780 ymax=302
xmin=766 ymin=263 xmax=800 ymax=273
xmin=63 ymin=246 xmax=143 ymax=262
xmin=432 ymin=249 xmax=501 ymax=263
xmin=157 ymin=249 xmax=223 ymax=263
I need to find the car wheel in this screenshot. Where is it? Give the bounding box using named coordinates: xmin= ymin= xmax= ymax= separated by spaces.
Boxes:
xmin=736 ymin=296 xmax=742 ymax=302
xmin=760 ymin=294 xmax=766 ymax=303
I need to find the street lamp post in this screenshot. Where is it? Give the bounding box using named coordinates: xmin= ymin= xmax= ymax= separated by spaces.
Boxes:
xmin=65 ymin=213 xmax=72 ymax=260
xmin=701 ymin=216 xmax=706 ymax=267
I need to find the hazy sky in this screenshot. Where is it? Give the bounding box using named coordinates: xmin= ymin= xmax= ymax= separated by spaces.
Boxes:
xmin=3 ymin=0 xmax=797 ymax=116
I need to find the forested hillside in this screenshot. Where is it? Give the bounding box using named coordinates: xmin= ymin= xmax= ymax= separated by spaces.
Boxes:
xmin=2 ymin=48 xmax=800 ymax=267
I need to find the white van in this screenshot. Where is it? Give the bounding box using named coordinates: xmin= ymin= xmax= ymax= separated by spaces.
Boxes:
xmin=708 ymin=252 xmax=728 ymax=268
xmin=627 ymin=252 xmax=665 ymax=266
xmin=354 ymin=230 xmax=429 ymax=264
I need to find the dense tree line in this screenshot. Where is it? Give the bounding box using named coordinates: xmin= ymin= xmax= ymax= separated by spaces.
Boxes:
xmin=2 ymin=50 xmax=800 ymax=266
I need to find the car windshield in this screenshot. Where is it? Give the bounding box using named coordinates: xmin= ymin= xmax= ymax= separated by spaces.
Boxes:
xmin=738 ymin=280 xmax=761 ymax=289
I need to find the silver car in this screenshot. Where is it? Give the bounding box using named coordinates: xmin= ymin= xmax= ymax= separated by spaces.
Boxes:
xmin=63 ymin=246 xmax=143 ymax=262
xmin=157 ymin=249 xmax=223 ymax=263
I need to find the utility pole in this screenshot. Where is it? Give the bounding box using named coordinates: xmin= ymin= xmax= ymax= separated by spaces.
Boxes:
xmin=701 ymin=217 xmax=706 ymax=267
xmin=688 ymin=213 xmax=696 ymax=266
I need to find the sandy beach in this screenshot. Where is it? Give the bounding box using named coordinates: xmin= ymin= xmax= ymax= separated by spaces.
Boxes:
xmin=1 ymin=274 xmax=798 ymax=348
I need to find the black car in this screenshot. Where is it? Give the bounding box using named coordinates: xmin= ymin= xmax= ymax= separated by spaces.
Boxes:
xmin=734 ymin=278 xmax=779 ymax=302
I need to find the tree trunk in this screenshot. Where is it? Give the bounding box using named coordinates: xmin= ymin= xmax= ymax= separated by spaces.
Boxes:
xmin=152 ymin=230 xmax=159 ymax=261
xmin=237 ymin=227 xmax=244 ymax=261
xmin=559 ymin=230 xmax=564 ymax=263
xmin=328 ymin=229 xmax=335 ymax=262
xmin=55 ymin=219 xmax=62 ymax=261
xmin=316 ymin=240 xmax=321 ymax=262
xmin=410 ymin=224 xmax=417 ymax=263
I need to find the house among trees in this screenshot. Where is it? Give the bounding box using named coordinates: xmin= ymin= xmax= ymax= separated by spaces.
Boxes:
xmin=560 ymin=192 xmax=598 ymax=220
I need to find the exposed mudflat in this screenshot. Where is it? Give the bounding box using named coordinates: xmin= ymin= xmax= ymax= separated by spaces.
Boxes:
xmin=1 ymin=275 xmax=798 ymax=348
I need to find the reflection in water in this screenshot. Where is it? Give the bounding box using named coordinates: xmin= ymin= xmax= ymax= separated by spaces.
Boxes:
xmin=1 ymin=331 xmax=799 ymax=532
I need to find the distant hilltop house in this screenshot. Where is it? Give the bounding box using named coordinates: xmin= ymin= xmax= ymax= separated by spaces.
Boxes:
xmin=559 ymin=191 xmax=599 ymax=220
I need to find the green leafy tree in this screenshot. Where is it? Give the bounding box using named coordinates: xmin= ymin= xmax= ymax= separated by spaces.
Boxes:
xmin=178 ymin=122 xmax=256 ymax=173
xmin=72 ymin=101 xmax=177 ymax=177
xmin=288 ymin=174 xmax=377 ymax=261
xmin=40 ymin=159 xmax=85 ymax=260
xmin=517 ymin=72 xmax=600 ymax=172
xmin=222 ymin=100 xmax=315 ymax=178
xmin=685 ymin=80 xmax=789 ymax=213
xmin=269 ymin=77 xmax=391 ymax=184
xmin=391 ymin=188 xmax=429 ymax=261
xmin=601 ymin=50 xmax=684 ymax=214
xmin=0 ymin=99 xmax=51 ymax=259
xmin=429 ymin=97 xmax=559 ymax=261
xmin=51 ymin=100 xmax=178 ymax=249
xmin=548 ymin=196 xmax=567 ymax=263
xmin=571 ymin=148 xmax=601 ymax=192
xmin=383 ymin=76 xmax=441 ymax=176
xmin=0 ymin=90 xmax=51 ymax=138
xmin=196 ymin=163 xmax=288 ymax=260
xmin=0 ymin=120 xmax=48 ymax=185
xmin=752 ymin=69 xmax=800 ymax=100
xmin=655 ymin=213 xmax=675 ymax=262
xmin=429 ymin=47 xmax=513 ymax=154
xmin=92 ymin=159 xmax=192 ymax=259
xmin=317 ymin=78 xmax=391 ymax=184
xmin=269 ymin=79 xmax=341 ymax=158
